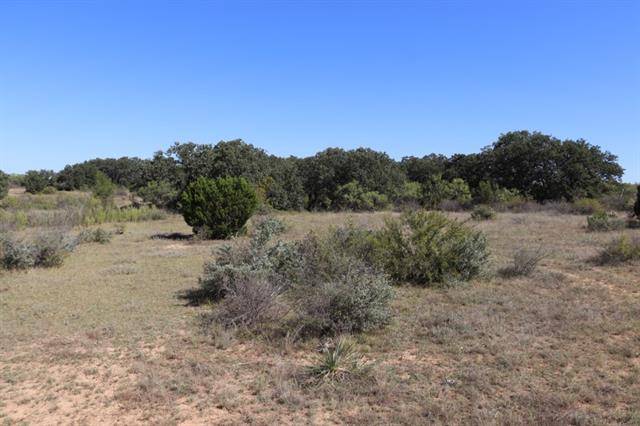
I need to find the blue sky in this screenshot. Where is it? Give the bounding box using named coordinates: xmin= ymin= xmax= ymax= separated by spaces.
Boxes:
xmin=1 ymin=1 xmax=638 ymax=182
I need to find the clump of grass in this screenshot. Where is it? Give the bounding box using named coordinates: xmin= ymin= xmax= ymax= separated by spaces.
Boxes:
xmin=596 ymin=236 xmax=640 ymax=265
xmin=500 ymin=247 xmax=548 ymax=277
xmin=470 ymin=204 xmax=496 ymax=221
xmin=77 ymin=228 xmax=112 ymax=244
xmin=307 ymin=337 xmax=363 ymax=382
xmin=586 ymin=212 xmax=626 ymax=232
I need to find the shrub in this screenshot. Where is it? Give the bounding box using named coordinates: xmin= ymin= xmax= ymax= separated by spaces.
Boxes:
xmin=199 ymin=215 xmax=291 ymax=300
xmin=475 ymin=181 xmax=522 ymax=205
xmin=372 ymin=211 xmax=488 ymax=285
xmin=0 ymin=171 xmax=9 ymax=199
xmin=501 ymin=247 xmax=547 ymax=277
xmin=471 ymin=205 xmax=496 ymax=221
xmin=421 ymin=176 xmax=471 ymax=208
xmin=291 ymin=258 xmax=393 ymax=335
xmin=213 ymin=275 xmax=286 ymax=330
xmin=92 ymin=171 xmax=116 ymax=204
xmin=333 ymin=181 xmax=388 ymax=211
xmin=78 ymin=228 xmax=112 ymax=244
xmin=33 ymin=231 xmax=77 ymax=267
xmin=596 ymin=236 xmax=640 ymax=265
xmin=200 ymin=218 xmax=394 ymax=337
xmin=180 ymin=177 xmax=258 ymax=239
xmin=635 ymin=185 xmax=640 ymax=219
xmin=572 ymin=198 xmax=605 ymax=215
xmin=394 ymin=181 xmax=422 ymax=209
xmin=586 ymin=212 xmax=626 ymax=232
xmin=24 ymin=170 xmax=55 ymax=194
xmin=137 ymin=180 xmax=179 ymax=210
xmin=0 ymin=237 xmax=36 ymax=269
xmin=1 ymin=230 xmax=76 ymax=269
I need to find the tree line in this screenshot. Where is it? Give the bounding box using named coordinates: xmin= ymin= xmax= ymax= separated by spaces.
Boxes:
xmin=2 ymin=130 xmax=628 ymax=210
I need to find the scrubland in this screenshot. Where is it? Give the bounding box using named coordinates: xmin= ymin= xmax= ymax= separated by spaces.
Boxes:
xmin=1 ymin=203 xmax=639 ymax=425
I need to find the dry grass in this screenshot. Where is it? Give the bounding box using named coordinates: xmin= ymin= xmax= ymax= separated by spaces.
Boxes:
xmin=1 ymin=211 xmax=639 ymax=424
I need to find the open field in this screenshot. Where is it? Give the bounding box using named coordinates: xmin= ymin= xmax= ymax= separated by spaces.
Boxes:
xmin=1 ymin=211 xmax=639 ymax=425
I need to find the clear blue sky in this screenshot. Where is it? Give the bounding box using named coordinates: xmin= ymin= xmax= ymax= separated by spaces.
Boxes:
xmin=1 ymin=1 xmax=638 ymax=182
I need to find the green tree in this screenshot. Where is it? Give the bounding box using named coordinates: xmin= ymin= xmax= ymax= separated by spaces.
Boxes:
xmin=137 ymin=180 xmax=179 ymax=209
xmin=24 ymin=170 xmax=55 ymax=193
xmin=483 ymin=131 xmax=623 ymax=201
xmin=180 ymin=176 xmax=258 ymax=239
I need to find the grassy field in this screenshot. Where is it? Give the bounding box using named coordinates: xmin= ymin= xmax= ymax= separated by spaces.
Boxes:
xmin=1 ymin=210 xmax=639 ymax=424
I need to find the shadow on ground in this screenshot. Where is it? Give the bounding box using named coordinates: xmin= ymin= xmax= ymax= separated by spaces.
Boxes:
xmin=151 ymin=232 xmax=194 ymax=241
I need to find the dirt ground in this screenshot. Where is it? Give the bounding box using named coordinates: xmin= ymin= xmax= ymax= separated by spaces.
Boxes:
xmin=1 ymin=211 xmax=638 ymax=425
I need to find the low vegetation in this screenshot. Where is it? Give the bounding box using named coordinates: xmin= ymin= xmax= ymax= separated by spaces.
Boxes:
xmin=0 ymin=229 xmax=77 ymax=270
xmin=470 ymin=204 xmax=496 ymax=220
xmin=500 ymin=246 xmax=548 ymax=277
xmin=596 ymin=235 xmax=640 ymax=265
xmin=586 ymin=211 xmax=626 ymax=232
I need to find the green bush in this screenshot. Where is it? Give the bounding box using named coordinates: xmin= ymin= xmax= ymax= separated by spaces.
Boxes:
xmin=92 ymin=171 xmax=116 ymax=204
xmin=24 ymin=170 xmax=55 ymax=194
xmin=572 ymin=198 xmax=604 ymax=215
xmin=471 ymin=205 xmax=496 ymax=221
xmin=422 ymin=176 xmax=471 ymax=208
xmin=596 ymin=236 xmax=640 ymax=265
xmin=372 ymin=211 xmax=488 ymax=285
xmin=475 ymin=181 xmax=522 ymax=205
xmin=180 ymin=177 xmax=258 ymax=239
xmin=137 ymin=180 xmax=178 ymax=209
xmin=0 ymin=171 xmax=9 ymax=199
xmin=586 ymin=212 xmax=626 ymax=232
xmin=333 ymin=181 xmax=388 ymax=211
xmin=77 ymin=228 xmax=112 ymax=244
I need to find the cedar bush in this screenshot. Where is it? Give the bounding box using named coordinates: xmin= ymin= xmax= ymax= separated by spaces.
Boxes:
xmin=180 ymin=176 xmax=258 ymax=239
xmin=0 ymin=171 xmax=9 ymax=199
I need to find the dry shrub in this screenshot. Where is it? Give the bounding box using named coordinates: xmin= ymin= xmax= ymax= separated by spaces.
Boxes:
xmin=0 ymin=229 xmax=76 ymax=269
xmin=500 ymin=247 xmax=548 ymax=277
xmin=213 ymin=276 xmax=287 ymax=330
xmin=596 ymin=236 xmax=640 ymax=265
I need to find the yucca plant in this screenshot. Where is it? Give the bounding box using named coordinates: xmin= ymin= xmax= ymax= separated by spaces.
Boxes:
xmin=307 ymin=338 xmax=362 ymax=381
